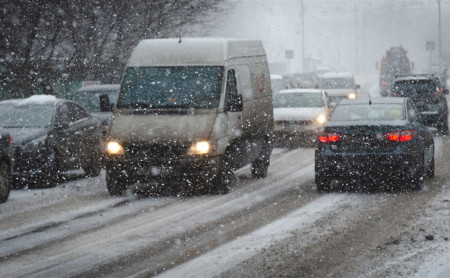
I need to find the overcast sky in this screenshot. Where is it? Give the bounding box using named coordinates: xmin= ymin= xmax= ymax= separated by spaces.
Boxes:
xmin=210 ymin=0 xmax=450 ymax=75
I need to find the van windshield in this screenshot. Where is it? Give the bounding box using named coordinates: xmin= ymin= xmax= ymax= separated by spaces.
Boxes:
xmin=117 ymin=66 xmax=224 ymax=109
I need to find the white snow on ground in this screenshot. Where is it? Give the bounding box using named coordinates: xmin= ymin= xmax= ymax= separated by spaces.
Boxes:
xmin=158 ymin=194 xmax=364 ymax=278
xmin=412 ymin=182 xmax=450 ymax=278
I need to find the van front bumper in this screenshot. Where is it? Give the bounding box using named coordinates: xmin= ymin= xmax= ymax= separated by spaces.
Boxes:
xmin=105 ymin=154 xmax=221 ymax=182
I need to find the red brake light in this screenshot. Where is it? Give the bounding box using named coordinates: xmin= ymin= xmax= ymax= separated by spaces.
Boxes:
xmin=384 ymin=130 xmax=415 ymax=142
xmin=318 ymin=132 xmax=344 ymax=143
xmin=9 ymin=135 xmax=13 ymax=144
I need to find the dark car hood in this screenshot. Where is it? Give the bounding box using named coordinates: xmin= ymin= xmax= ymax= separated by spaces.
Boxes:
xmin=2 ymin=127 xmax=50 ymax=146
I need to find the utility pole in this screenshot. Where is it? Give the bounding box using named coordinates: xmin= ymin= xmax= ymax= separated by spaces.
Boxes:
xmin=354 ymin=5 xmax=358 ymax=72
xmin=301 ymin=0 xmax=305 ymax=72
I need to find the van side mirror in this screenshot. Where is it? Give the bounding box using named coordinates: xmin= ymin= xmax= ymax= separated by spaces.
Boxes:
xmin=99 ymin=94 xmax=111 ymax=112
xmin=226 ymin=94 xmax=243 ymax=112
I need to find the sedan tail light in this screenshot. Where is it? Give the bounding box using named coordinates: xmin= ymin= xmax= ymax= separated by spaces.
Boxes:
xmin=383 ymin=130 xmax=415 ymax=142
xmin=318 ymin=132 xmax=344 ymax=143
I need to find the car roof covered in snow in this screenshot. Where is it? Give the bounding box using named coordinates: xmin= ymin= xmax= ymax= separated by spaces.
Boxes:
xmin=75 ymin=84 xmax=120 ymax=93
xmin=0 ymin=95 xmax=67 ymax=106
xmin=128 ymin=37 xmax=266 ymax=67
xmin=278 ymin=88 xmax=324 ymax=94
xmin=319 ymin=72 xmax=354 ymax=78
xmin=337 ymin=97 xmax=406 ymax=106
xmin=393 ymin=74 xmax=437 ymax=82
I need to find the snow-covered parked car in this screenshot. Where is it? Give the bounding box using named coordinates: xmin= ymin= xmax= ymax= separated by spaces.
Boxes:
xmin=0 ymin=95 xmax=102 ymax=188
xmin=273 ymin=89 xmax=329 ymax=146
xmin=0 ymin=132 xmax=13 ymax=203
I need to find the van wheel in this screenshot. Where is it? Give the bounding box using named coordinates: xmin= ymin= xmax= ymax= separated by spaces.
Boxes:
xmin=210 ymin=155 xmax=235 ymax=195
xmin=84 ymin=150 xmax=101 ymax=177
xmin=0 ymin=162 xmax=11 ymax=203
xmin=106 ymin=167 xmax=128 ymax=196
xmin=251 ymin=134 xmax=273 ymax=179
xmin=251 ymin=159 xmax=268 ymax=179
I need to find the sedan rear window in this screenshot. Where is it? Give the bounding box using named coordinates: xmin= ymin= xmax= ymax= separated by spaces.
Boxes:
xmin=330 ymin=104 xmax=406 ymax=122
xmin=392 ymin=80 xmax=437 ymax=96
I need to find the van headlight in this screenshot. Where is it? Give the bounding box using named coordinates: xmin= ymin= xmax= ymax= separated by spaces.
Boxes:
xmin=189 ymin=140 xmax=211 ymax=155
xmin=106 ymin=141 xmax=124 ymax=155
xmin=316 ymin=114 xmax=327 ymax=125
xmin=348 ymin=92 xmax=357 ymax=99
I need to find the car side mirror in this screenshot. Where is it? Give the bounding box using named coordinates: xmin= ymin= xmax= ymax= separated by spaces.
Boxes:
xmin=356 ymin=84 xmax=361 ymax=89
xmin=444 ymin=89 xmax=449 ymax=95
xmin=99 ymin=94 xmax=111 ymax=112
xmin=226 ymin=94 xmax=243 ymax=112
xmin=56 ymin=120 xmax=69 ymax=130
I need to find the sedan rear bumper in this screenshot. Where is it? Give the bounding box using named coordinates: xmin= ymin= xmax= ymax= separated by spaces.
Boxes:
xmin=315 ymin=151 xmax=421 ymax=181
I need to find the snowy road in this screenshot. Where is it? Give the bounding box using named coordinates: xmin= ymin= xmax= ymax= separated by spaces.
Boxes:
xmin=1 ymin=132 xmax=449 ymax=277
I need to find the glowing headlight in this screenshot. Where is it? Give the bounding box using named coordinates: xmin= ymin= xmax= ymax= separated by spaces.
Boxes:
xmin=189 ymin=141 xmax=211 ymax=155
xmin=316 ymin=114 xmax=327 ymax=125
xmin=106 ymin=141 xmax=124 ymax=155
xmin=348 ymin=92 xmax=357 ymax=99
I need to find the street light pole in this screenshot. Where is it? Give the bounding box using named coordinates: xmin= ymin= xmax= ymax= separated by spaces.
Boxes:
xmin=438 ymin=0 xmax=442 ymax=71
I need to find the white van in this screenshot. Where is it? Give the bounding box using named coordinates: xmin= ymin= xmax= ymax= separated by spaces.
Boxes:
xmin=105 ymin=38 xmax=274 ymax=195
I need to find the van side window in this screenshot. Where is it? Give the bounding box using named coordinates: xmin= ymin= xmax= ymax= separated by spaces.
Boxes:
xmin=226 ymin=69 xmax=238 ymax=97
xmin=225 ymin=69 xmax=243 ymax=112
xmin=236 ymin=66 xmax=252 ymax=100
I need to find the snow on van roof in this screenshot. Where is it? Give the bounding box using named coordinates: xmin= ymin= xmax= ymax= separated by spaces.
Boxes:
xmin=0 ymin=95 xmax=59 ymax=106
xmin=128 ymin=37 xmax=266 ymax=67
xmin=319 ymin=72 xmax=354 ymax=78
xmin=278 ymin=88 xmax=324 ymax=94
xmin=76 ymin=84 xmax=120 ymax=93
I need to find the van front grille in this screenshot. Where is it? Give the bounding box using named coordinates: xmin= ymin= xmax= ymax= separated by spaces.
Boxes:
xmin=125 ymin=143 xmax=189 ymax=160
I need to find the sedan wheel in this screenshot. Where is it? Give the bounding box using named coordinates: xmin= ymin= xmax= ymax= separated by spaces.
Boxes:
xmin=36 ymin=149 xmax=59 ymax=188
xmin=0 ymin=162 xmax=11 ymax=203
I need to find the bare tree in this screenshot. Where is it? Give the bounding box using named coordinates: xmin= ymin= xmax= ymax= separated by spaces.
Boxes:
xmin=0 ymin=0 xmax=227 ymax=98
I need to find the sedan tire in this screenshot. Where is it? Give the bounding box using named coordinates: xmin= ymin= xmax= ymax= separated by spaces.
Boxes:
xmin=0 ymin=162 xmax=11 ymax=203
xmin=315 ymin=173 xmax=331 ymax=192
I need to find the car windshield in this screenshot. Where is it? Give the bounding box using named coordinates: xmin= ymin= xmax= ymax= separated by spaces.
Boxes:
xmin=72 ymin=91 xmax=119 ymax=112
xmin=117 ymin=66 xmax=224 ymax=109
xmin=273 ymin=92 xmax=326 ymax=108
xmin=320 ymin=78 xmax=355 ymax=89
xmin=330 ymin=103 xmax=406 ymax=122
xmin=392 ymin=80 xmax=437 ymax=96
xmin=0 ymin=104 xmax=54 ymax=128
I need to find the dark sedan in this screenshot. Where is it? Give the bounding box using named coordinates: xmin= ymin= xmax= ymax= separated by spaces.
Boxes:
xmin=315 ymin=97 xmax=434 ymax=192
xmin=0 ymin=95 xmax=102 ymax=188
